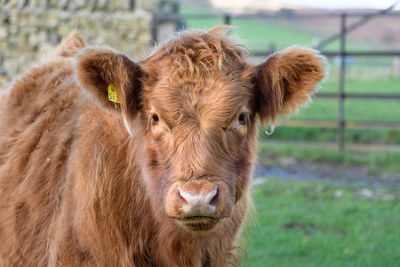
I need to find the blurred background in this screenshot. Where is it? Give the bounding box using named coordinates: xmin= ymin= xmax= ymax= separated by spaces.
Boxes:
xmin=1 ymin=0 xmax=399 ymax=266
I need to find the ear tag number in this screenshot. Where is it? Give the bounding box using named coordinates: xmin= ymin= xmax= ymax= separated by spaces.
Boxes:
xmin=108 ymin=84 xmax=120 ymax=103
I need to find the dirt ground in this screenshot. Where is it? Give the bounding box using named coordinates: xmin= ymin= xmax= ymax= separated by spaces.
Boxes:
xmin=253 ymin=152 xmax=400 ymax=189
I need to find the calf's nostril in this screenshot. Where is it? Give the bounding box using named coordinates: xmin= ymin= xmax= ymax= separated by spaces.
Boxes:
xmin=177 ymin=189 xmax=188 ymax=205
xmin=178 ymin=187 xmax=219 ymax=215
xmin=209 ymin=188 xmax=219 ymax=206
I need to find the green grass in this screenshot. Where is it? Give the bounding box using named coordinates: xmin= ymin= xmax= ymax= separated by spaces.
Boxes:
xmin=241 ymin=179 xmax=400 ymax=267
xmin=291 ymin=77 xmax=400 ymax=122
xmin=258 ymin=142 xmax=400 ymax=174
xmin=231 ymin=19 xmax=318 ymax=51
xmin=180 ymin=6 xmax=217 ymax=16
xmin=321 ymin=77 xmax=400 ymax=94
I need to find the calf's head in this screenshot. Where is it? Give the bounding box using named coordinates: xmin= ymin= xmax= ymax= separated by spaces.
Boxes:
xmin=75 ymin=27 xmax=326 ymax=232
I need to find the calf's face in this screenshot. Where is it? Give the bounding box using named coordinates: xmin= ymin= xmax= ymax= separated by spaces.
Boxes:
xmin=75 ymin=28 xmax=326 ymax=232
xmin=138 ymin=72 xmax=256 ymax=231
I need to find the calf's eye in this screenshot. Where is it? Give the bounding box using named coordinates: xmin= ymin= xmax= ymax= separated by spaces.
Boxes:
xmin=238 ymin=113 xmax=247 ymax=124
xmin=152 ymin=114 xmax=159 ymax=122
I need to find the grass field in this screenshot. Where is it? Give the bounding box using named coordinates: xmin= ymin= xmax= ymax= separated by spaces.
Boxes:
xmin=241 ymin=179 xmax=400 ymax=267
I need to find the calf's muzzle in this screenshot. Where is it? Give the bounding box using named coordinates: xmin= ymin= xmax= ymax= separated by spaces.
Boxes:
xmin=164 ymin=178 xmax=234 ymax=231
xmin=178 ymin=187 xmax=218 ymax=218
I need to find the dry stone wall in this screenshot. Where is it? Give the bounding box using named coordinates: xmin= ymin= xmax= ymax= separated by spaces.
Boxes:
xmin=0 ymin=0 xmax=171 ymax=83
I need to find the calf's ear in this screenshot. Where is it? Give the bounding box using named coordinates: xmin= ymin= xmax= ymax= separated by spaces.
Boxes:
xmin=254 ymin=46 xmax=326 ymax=126
xmin=74 ymin=46 xmax=142 ymax=121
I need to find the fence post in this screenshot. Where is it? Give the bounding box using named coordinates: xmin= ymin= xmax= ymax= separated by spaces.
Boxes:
xmin=151 ymin=16 xmax=158 ymax=44
xmin=224 ymin=13 xmax=231 ymax=25
xmin=392 ymin=56 xmax=400 ymax=78
xmin=338 ymin=13 xmax=347 ymax=150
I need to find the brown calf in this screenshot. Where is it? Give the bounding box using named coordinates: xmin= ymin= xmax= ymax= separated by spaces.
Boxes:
xmin=0 ymin=27 xmax=326 ymax=266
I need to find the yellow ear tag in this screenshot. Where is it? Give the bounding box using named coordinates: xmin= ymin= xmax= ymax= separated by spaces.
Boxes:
xmin=108 ymin=84 xmax=120 ymax=103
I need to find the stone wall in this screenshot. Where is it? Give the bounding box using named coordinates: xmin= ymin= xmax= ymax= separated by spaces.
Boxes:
xmin=0 ymin=0 xmax=176 ymax=83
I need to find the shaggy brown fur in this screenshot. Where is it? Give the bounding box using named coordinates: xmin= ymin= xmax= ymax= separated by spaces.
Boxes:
xmin=0 ymin=27 xmax=326 ymax=266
